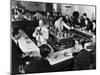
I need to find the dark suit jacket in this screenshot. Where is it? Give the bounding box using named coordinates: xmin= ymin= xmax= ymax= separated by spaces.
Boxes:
xmin=11 ymin=39 xmax=24 ymax=74
xmin=25 ymin=57 xmax=52 ymax=73
xmin=81 ymin=17 xmax=91 ymax=27
xmin=86 ymin=22 xmax=93 ymax=31
xmin=73 ymin=49 xmax=91 ymax=70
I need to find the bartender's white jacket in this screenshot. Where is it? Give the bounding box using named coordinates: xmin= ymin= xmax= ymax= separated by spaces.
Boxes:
xmin=54 ymin=19 xmax=71 ymax=31
xmin=33 ymin=26 xmax=49 ymax=46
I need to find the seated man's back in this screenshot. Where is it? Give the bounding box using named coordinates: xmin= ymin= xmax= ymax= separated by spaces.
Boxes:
xmin=25 ymin=57 xmax=52 ymax=73
xmin=73 ymin=49 xmax=91 ymax=70
xmin=25 ymin=44 xmax=53 ymax=73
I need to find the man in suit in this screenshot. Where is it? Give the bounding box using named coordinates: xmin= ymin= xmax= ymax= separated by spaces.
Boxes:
xmin=25 ymin=44 xmax=52 ymax=73
xmin=11 ymin=27 xmax=24 ymax=74
xmin=73 ymin=41 xmax=92 ymax=70
xmin=11 ymin=27 xmax=34 ymax=74
xmin=81 ymin=13 xmax=91 ymax=28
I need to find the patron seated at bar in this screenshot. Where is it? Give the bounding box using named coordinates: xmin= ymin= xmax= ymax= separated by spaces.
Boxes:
xmin=81 ymin=13 xmax=91 ymax=29
xmin=17 ymin=29 xmax=41 ymax=57
xmin=13 ymin=7 xmax=24 ymax=21
xmin=33 ymin=19 xmax=49 ymax=47
xmin=63 ymin=14 xmax=71 ymax=26
xmin=25 ymin=44 xmax=52 ymax=73
xmin=71 ymin=11 xmax=80 ymax=28
xmin=12 ymin=26 xmax=40 ymax=74
xmin=11 ymin=27 xmax=26 ymax=74
xmin=73 ymin=41 xmax=93 ymax=70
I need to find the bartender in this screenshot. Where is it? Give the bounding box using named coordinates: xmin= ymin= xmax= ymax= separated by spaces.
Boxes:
xmin=54 ymin=16 xmax=71 ymax=37
xmin=33 ymin=19 xmax=49 ymax=47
